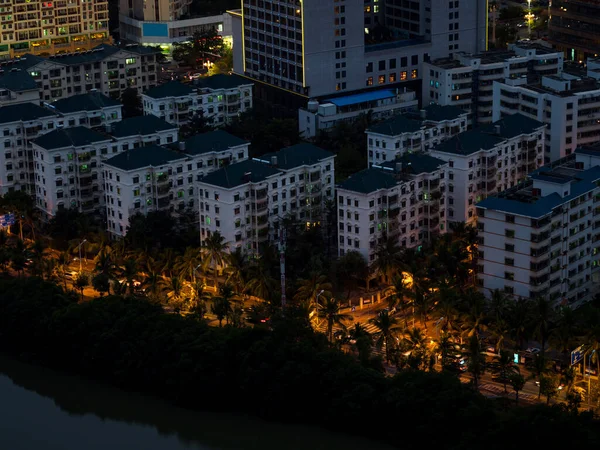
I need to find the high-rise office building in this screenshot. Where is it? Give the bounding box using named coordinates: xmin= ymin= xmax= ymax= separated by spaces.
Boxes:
xmin=0 ymin=0 xmax=111 ymax=59
xmin=231 ymin=0 xmax=488 ymax=100
xmin=549 ymin=0 xmax=600 ymax=62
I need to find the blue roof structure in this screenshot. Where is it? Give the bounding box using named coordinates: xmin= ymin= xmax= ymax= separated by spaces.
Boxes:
xmin=328 ymin=90 xmax=395 ymax=108
xmin=477 ymin=166 xmax=600 ymax=218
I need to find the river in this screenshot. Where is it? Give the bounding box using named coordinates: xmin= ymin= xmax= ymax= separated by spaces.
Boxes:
xmin=0 ymin=356 xmax=394 ymax=450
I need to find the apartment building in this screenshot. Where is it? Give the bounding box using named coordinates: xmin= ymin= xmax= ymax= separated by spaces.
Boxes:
xmin=299 ymin=88 xmax=418 ymax=139
xmin=336 ymin=152 xmax=448 ymax=264
xmin=142 ymin=75 xmax=253 ymax=127
xmin=423 ymin=43 xmax=563 ymax=126
xmin=0 ymin=102 xmax=63 ymax=195
xmin=493 ymin=71 xmax=600 ymax=164
xmin=476 ymin=147 xmax=600 ymax=307
xmin=549 ymin=0 xmax=600 ymax=62
xmin=365 ymin=104 xmax=468 ymax=166
xmin=119 ymin=13 xmax=231 ymax=53
xmin=0 ymin=0 xmax=111 ymax=59
xmin=0 ymin=44 xmax=160 ymax=102
xmin=231 ymin=0 xmax=487 ymax=99
xmin=108 ymin=115 xmax=178 ymax=150
xmin=0 ymin=68 xmax=39 ymax=106
xmin=102 ymin=129 xmax=250 ymax=237
xmin=103 ymin=145 xmax=192 ymax=237
xmin=32 ymin=126 xmax=113 ymax=218
xmin=197 ymin=144 xmax=335 ymax=253
xmin=49 ymin=91 xmax=123 ymax=128
xmin=175 ymin=130 xmax=250 ymax=177
xmin=429 ymin=113 xmax=546 ymax=225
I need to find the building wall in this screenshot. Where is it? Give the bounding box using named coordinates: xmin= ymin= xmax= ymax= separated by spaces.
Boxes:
xmin=13 ymin=49 xmax=159 ymax=103
xmin=493 ymin=80 xmax=600 ymax=163
xmin=198 ymin=157 xmax=336 ymax=253
xmin=33 ymin=138 xmax=113 ymax=218
xmin=142 ymin=84 xmax=253 ymax=127
xmin=430 ymin=128 xmax=545 ymax=224
xmin=337 ymin=169 xmax=446 ymax=265
xmin=366 ymin=115 xmax=467 ymax=166
xmin=0 ymin=0 xmax=111 ymax=59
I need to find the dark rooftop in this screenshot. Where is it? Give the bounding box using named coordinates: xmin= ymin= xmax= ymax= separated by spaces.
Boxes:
xmin=199 ymin=159 xmax=281 ymax=189
xmin=195 ymin=74 xmax=253 ymax=90
xmin=103 ymin=145 xmax=186 ymax=171
xmin=144 ymin=81 xmax=195 ymax=99
xmin=479 ymin=113 xmax=545 ymax=139
xmin=0 ymin=69 xmax=37 ymax=92
xmin=367 ymin=115 xmax=423 ymax=136
xmin=33 ymin=127 xmax=111 ymax=150
xmin=110 ymin=115 xmax=177 ymax=138
xmin=378 ymin=152 xmax=447 ymax=175
xmin=181 ymin=130 xmax=248 ymax=155
xmin=258 ymin=143 xmax=334 ymax=170
xmin=0 ymin=102 xmax=56 ymax=124
xmin=477 ymin=165 xmax=600 ymax=218
xmin=420 ymin=104 xmax=467 ymax=122
xmin=338 ymin=167 xmax=398 ymax=194
xmin=51 ymin=91 xmax=121 ymax=114
xmin=432 ymin=130 xmax=504 ymax=156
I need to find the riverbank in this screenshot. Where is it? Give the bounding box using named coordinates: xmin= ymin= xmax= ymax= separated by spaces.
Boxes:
xmin=0 ymin=355 xmax=398 ymax=450
xmin=1 ymin=277 xmax=599 ymax=449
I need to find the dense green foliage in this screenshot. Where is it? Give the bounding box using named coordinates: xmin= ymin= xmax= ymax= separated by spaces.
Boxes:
xmin=1 ymin=277 xmax=599 ymax=449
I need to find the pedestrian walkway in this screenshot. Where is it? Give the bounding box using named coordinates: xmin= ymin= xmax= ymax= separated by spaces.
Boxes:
xmin=480 ymin=383 xmax=538 ymax=402
xmin=314 ymin=320 xmax=382 ymax=337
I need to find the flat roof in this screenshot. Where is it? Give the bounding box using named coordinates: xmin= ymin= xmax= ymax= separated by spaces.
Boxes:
xmin=110 ymin=115 xmax=177 ymax=138
xmin=338 ymin=167 xmax=398 ymax=194
xmin=328 ymin=89 xmax=396 ymax=107
xmin=0 ymin=102 xmax=56 ymax=124
xmin=103 ymin=145 xmax=186 ymax=171
xmin=199 ymin=159 xmax=281 ymax=189
xmin=33 ymin=127 xmax=111 ymax=150
xmin=51 ymin=91 xmax=121 ymax=113
xmin=477 ymin=164 xmax=600 ymax=218
xmin=258 ymin=143 xmax=334 ymax=170
xmin=180 ymin=130 xmax=248 ymax=155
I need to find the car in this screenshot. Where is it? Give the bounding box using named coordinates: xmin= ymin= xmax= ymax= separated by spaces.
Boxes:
xmin=525 ymin=347 xmax=541 ymax=355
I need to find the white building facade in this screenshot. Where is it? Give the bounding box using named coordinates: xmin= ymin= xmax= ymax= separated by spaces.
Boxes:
xmin=365 ymin=104 xmax=468 ymax=166
xmin=476 ymin=147 xmax=600 ymax=307
xmin=336 ymin=153 xmax=448 ymax=265
xmin=423 ymin=43 xmax=564 ymax=126
xmin=142 ymin=75 xmax=253 ymax=127
xmin=429 ymin=114 xmax=546 ymax=225
xmin=32 ymin=127 xmax=114 ymax=218
xmin=493 ymin=72 xmax=600 ymax=164
xmin=197 ymin=144 xmax=335 ymax=253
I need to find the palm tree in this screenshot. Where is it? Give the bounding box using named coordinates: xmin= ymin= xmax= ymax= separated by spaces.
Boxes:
xmin=294 ymin=271 xmax=332 ymax=310
xmin=493 ymin=350 xmax=517 ymax=393
xmin=530 ymin=296 xmax=555 ymax=356
xmin=42 ymin=257 xmax=58 ymax=282
xmin=369 ymin=310 xmax=403 ymax=363
xmin=460 ymin=288 xmax=488 ymax=339
xmin=384 ymin=274 xmax=407 ymax=313
xmin=189 ymin=280 xmax=211 ymax=318
xmin=430 ymin=279 xmax=459 ymax=336
xmin=175 ymin=247 xmax=201 ymax=283
xmin=246 ymin=259 xmax=277 ymax=303
xmin=549 ymin=306 xmax=578 ymax=357
xmin=488 ymin=318 xmax=511 ymax=353
xmin=402 ymin=327 xmax=429 ymax=370
xmin=201 ymin=231 xmax=228 ymax=289
xmin=57 ymin=251 xmax=71 ymax=289
xmin=118 ymin=258 xmax=139 ymax=296
xmin=509 ymin=371 xmax=526 ymax=405
xmin=10 ymin=239 xmax=27 ymax=276
xmin=348 ymin=323 xmax=373 ymax=365
xmin=94 ymin=249 xmax=115 ymax=293
xmin=160 ymin=275 xmax=185 ymax=311
xmin=317 ymin=297 xmax=352 ymax=342
xmin=530 ymin=353 xmax=549 ymax=400
xmin=74 ymin=272 xmax=89 ymax=302
xmin=374 ymin=236 xmax=401 ymax=284
xmin=488 ymin=289 xmax=509 ymax=321
xmin=224 ymin=247 xmax=246 ymax=295
xmin=465 ymin=334 xmax=485 ymax=388
xmin=28 ymin=239 xmax=46 ymax=278
xmin=92 ymin=272 xmax=110 ymax=297
xmin=507 ymin=297 xmax=532 ymax=351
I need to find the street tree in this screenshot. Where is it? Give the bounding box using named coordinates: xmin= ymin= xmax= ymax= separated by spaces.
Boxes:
xmin=317 ymin=297 xmax=352 ymax=343
xmin=508 ymin=372 xmax=526 ymax=405
xmin=74 ymin=272 xmax=89 ymax=302
xmin=92 ymin=273 xmax=110 ymax=297
xmin=370 ymin=310 xmax=403 ymax=364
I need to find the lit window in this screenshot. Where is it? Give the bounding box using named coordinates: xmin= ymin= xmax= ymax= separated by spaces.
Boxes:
xmin=378 ymin=75 xmax=385 ymax=84
xmin=411 ymin=69 xmax=418 ymax=79
xmin=125 ymin=58 xmax=136 ymax=65
xmin=400 ymin=71 xmax=407 ymax=81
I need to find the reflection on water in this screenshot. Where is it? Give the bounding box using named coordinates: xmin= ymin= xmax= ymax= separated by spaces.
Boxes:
xmin=0 ymin=356 xmax=394 ymax=450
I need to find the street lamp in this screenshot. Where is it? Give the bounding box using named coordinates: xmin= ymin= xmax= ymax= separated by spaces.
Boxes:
xmin=77 ymin=239 xmax=87 ymax=273
xmin=193 ymin=263 xmax=202 ymax=286
xmin=315 ymin=289 xmax=325 ymax=327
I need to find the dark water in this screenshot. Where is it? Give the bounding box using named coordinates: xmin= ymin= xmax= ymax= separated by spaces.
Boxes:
xmin=0 ymin=356 xmax=394 ymax=450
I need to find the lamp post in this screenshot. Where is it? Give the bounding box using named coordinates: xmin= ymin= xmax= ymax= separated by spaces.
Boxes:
xmin=77 ymin=239 xmax=87 ymax=273
xmin=193 ymin=264 xmax=202 ymax=286
xmin=315 ymin=289 xmax=325 ymax=328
